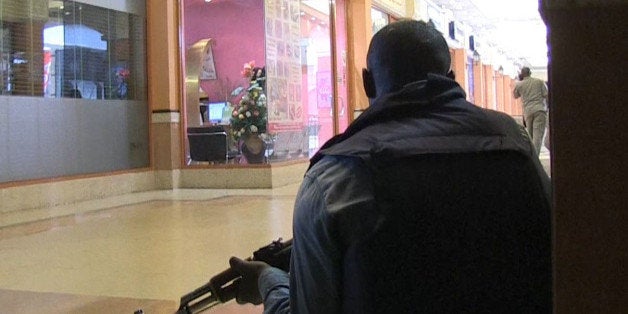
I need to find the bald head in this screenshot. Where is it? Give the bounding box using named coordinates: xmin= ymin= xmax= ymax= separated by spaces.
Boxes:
xmin=364 ymin=20 xmax=451 ymax=97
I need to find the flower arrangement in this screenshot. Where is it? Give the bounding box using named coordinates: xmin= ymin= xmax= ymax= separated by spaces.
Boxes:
xmin=113 ymin=66 xmax=130 ymax=99
xmin=230 ymin=61 xmax=267 ymax=141
xmin=116 ymin=68 xmax=130 ymax=80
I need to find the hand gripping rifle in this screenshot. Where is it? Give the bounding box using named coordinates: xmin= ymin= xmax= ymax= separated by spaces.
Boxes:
xmin=176 ymin=238 xmax=292 ymax=314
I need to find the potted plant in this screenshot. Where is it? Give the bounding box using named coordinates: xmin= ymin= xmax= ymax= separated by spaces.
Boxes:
xmin=230 ymin=61 xmax=268 ymax=163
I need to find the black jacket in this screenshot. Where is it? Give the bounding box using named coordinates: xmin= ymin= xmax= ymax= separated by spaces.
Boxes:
xmin=311 ymin=74 xmax=552 ymax=313
xmin=312 ymin=73 xmax=539 ymax=167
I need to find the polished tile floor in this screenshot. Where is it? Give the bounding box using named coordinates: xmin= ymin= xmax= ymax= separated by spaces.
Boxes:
xmin=0 ymin=184 xmax=301 ymax=314
xmin=0 ymin=152 xmax=551 ymax=314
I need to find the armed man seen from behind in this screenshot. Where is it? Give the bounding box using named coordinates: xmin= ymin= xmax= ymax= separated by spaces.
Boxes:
xmin=229 ymin=19 xmax=552 ymax=313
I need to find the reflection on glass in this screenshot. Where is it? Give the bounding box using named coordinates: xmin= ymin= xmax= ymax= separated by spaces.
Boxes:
xmin=0 ymin=1 xmax=146 ymax=100
xmin=334 ymin=0 xmax=349 ymax=134
xmin=0 ymin=1 xmax=148 ymax=184
xmin=299 ymin=1 xmax=334 ymax=158
xmin=182 ymin=0 xmax=266 ymax=164
xmin=182 ymin=0 xmax=338 ymax=165
xmin=371 ymin=7 xmax=389 ymax=35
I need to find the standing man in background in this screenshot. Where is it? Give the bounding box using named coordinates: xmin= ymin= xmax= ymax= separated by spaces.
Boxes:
xmin=514 ymin=67 xmax=548 ymax=156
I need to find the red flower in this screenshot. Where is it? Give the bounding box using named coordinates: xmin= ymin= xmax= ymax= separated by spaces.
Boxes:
xmin=116 ymin=68 xmax=130 ymax=79
xmin=240 ymin=61 xmax=255 ymax=78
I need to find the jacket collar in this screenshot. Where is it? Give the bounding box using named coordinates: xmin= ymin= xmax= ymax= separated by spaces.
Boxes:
xmin=360 ymin=73 xmax=466 ymax=128
xmin=309 ymin=74 xmax=466 ymax=169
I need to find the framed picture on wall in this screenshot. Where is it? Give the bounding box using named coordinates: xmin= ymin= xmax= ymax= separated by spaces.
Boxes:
xmin=200 ymin=41 xmax=217 ymax=80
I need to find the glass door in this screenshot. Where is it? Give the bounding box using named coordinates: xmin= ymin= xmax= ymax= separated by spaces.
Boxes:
xmin=298 ymin=0 xmax=349 ymax=156
xmin=332 ymin=0 xmax=349 ymax=134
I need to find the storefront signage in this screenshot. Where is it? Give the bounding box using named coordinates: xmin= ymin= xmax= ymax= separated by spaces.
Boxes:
xmin=265 ymin=0 xmax=303 ymax=132
xmin=372 ymin=0 xmax=407 ymax=18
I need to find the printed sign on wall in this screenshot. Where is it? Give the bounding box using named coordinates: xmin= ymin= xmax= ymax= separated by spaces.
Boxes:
xmin=265 ymin=0 xmax=303 ymax=132
xmin=199 ymin=41 xmax=217 ymax=80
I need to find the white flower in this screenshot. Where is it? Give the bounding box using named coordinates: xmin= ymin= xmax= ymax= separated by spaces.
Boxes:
xmin=250 ymin=125 xmax=258 ymax=133
xmin=238 ymin=114 xmax=245 ymax=119
xmin=245 ymin=111 xmax=252 ymax=117
xmin=257 ymin=94 xmax=267 ymax=106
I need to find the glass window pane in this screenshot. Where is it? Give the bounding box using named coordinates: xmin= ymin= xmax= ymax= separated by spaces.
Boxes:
xmin=0 ymin=0 xmax=148 ymax=184
xmin=371 ymin=7 xmax=389 ymax=35
xmin=181 ymin=0 xmax=338 ymax=165
xmin=298 ymin=1 xmax=334 ymax=158
xmin=181 ymin=0 xmax=267 ymax=165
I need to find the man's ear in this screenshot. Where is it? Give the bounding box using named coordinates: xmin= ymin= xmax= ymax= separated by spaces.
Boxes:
xmin=362 ymin=68 xmax=376 ymax=98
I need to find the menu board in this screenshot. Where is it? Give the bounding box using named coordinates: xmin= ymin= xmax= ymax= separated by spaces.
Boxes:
xmin=265 ymin=0 xmax=303 ymax=132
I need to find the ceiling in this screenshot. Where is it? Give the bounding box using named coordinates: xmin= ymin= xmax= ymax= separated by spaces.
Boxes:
xmin=430 ymin=0 xmax=548 ymax=68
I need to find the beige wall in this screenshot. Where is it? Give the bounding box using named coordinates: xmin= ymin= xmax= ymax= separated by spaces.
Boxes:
xmin=346 ymin=0 xmax=372 ymax=116
xmin=147 ymin=0 xmax=183 ymax=172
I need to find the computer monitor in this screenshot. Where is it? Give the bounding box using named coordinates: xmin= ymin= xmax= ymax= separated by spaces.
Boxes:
xmin=207 ymin=102 xmax=227 ymax=124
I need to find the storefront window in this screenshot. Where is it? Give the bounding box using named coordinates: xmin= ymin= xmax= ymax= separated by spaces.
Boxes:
xmin=0 ymin=0 xmax=148 ymax=184
xmin=1 ymin=1 xmax=145 ymax=99
xmin=288 ymin=0 xmax=334 ymax=158
xmin=371 ymin=7 xmax=389 ymax=35
xmin=182 ymin=0 xmax=339 ymax=165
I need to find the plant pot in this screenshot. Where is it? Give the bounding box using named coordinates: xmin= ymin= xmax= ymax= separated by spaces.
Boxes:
xmin=241 ymin=133 xmax=266 ymax=164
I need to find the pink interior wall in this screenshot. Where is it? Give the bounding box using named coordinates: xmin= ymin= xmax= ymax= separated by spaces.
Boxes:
xmin=184 ymin=0 xmax=266 ymax=102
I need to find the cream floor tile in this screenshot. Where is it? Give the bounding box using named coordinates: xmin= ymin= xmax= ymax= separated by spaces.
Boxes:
xmin=0 ymin=183 xmax=301 ymax=228
xmin=0 ymin=187 xmax=300 ymax=313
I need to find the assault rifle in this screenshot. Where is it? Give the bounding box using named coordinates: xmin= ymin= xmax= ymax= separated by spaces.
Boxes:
xmin=176 ymin=238 xmax=292 ymax=314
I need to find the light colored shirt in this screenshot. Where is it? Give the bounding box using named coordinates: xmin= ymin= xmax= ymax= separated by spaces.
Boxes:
xmin=513 ymin=76 xmax=548 ymax=116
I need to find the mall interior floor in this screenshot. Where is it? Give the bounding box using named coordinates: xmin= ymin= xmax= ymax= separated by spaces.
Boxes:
xmin=0 ymin=184 xmax=301 ymax=314
xmin=0 ymin=152 xmax=550 ymax=313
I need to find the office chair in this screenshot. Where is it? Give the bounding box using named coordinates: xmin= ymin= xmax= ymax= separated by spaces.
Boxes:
xmin=187 ymin=130 xmax=228 ymax=164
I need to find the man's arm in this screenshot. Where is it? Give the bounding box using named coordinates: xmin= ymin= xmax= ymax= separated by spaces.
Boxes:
xmin=286 ymin=165 xmax=344 ymax=313
xmin=229 ymin=164 xmax=342 ymax=314
xmin=287 ymin=156 xmax=377 ymax=313
xmin=237 ymin=159 xmax=344 ymax=314
xmin=259 ymin=267 xmax=290 ymax=314
xmin=235 ymin=156 xmax=374 ymax=313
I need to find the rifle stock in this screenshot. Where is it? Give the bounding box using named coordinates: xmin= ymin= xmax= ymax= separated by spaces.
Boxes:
xmin=176 ymin=238 xmax=292 ymax=314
